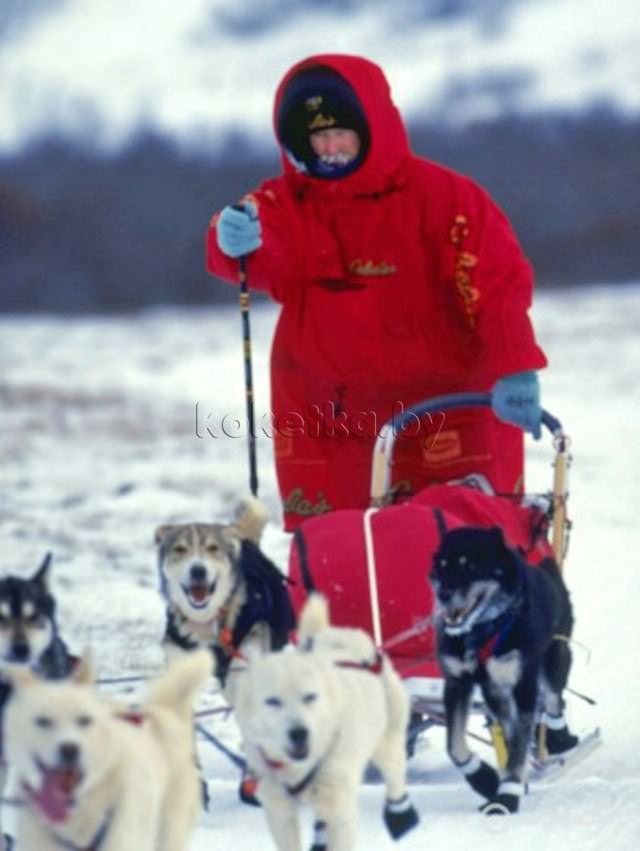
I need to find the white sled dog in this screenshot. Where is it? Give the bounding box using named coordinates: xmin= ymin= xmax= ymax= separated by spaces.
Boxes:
xmin=234 ymin=594 xmax=419 ymax=851
xmin=4 ymin=649 xmax=210 ymax=851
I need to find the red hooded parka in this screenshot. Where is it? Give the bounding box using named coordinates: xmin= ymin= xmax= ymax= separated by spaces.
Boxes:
xmin=206 ymin=54 xmax=547 ymax=531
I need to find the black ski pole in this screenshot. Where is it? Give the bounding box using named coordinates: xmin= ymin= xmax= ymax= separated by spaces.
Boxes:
xmin=237 ymin=249 xmax=259 ymax=497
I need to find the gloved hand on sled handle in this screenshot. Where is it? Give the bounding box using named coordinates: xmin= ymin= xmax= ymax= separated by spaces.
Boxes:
xmin=216 ymin=201 xmax=262 ymax=258
xmin=491 ymin=371 xmax=542 ymax=440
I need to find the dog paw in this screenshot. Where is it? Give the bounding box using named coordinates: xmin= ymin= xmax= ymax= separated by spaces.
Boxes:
xmin=238 ymin=770 xmax=261 ymax=807
xmin=457 ymin=756 xmax=500 ymax=800
xmin=480 ymin=780 xmax=523 ymax=814
xmin=383 ymin=795 xmax=420 ymax=839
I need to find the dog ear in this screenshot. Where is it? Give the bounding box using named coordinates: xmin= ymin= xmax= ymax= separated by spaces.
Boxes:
xmin=297 ymin=593 xmax=330 ymax=642
xmin=4 ymin=665 xmax=38 ymax=689
xmin=154 ymin=525 xmax=174 ymax=546
xmin=33 ymin=551 xmax=53 ymax=586
xmin=72 ymin=649 xmax=96 ymax=686
xmin=487 ymin=526 xmax=507 ymax=549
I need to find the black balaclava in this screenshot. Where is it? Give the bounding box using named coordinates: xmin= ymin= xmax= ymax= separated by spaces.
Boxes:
xmin=277 ymin=65 xmax=370 ymax=179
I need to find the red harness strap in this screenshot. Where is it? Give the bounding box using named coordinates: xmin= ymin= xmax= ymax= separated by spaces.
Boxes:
xmin=116 ymin=710 xmax=145 ymax=726
xmin=335 ymin=652 xmax=385 ymax=675
xmin=477 ymin=633 xmax=502 ymax=665
xmin=219 ymin=627 xmax=248 ymax=662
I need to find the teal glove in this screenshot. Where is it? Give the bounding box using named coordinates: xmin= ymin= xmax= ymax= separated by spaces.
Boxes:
xmin=492 ymin=371 xmax=542 ymax=439
xmin=217 ymin=202 xmax=262 ymax=258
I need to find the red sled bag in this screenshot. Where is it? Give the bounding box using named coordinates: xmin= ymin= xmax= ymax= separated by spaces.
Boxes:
xmin=288 ymin=484 xmax=553 ymax=679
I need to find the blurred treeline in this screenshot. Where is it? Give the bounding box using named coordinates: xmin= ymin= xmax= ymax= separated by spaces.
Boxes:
xmin=1 ymin=107 xmax=638 ymax=313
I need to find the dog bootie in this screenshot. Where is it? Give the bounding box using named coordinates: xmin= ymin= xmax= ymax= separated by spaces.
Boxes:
xmin=457 ymin=755 xmax=500 ymax=800
xmin=309 ymin=820 xmax=327 ymax=851
xmin=3 ymin=835 xmax=14 ymax=851
xmin=537 ymin=716 xmax=579 ymax=755
xmin=238 ymin=768 xmax=261 ymax=807
xmin=383 ymin=794 xmax=420 ymax=839
xmin=481 ymin=780 xmax=523 ymax=815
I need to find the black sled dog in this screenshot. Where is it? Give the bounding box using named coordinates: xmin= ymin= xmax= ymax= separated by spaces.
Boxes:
xmin=0 ymin=553 xmax=75 ymax=850
xmin=430 ymin=526 xmax=578 ymax=814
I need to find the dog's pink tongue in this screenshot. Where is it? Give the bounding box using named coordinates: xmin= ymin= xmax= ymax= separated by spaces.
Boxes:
xmin=190 ymin=585 xmax=208 ymax=602
xmin=26 ymin=769 xmax=76 ymax=823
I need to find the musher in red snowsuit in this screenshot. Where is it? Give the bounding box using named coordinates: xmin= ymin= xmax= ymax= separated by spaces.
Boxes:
xmin=206 ymin=54 xmax=547 ymax=532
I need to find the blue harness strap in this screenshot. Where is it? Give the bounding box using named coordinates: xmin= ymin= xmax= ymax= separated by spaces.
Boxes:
xmin=476 ymin=611 xmax=517 ymax=663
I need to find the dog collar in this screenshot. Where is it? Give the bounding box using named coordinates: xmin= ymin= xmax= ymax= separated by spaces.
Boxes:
xmin=47 ymin=807 xmax=115 ymax=851
xmin=285 ymin=731 xmax=339 ymax=798
xmin=286 ymin=762 xmax=321 ymax=797
xmin=258 ymin=741 xmax=334 ymax=797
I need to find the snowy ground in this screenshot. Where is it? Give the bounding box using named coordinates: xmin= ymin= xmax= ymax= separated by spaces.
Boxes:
xmin=1 ymin=282 xmax=640 ymax=849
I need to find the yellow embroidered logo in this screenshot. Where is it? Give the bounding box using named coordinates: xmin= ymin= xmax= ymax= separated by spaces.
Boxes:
xmin=308 ymin=112 xmax=337 ymax=130
xmin=305 ymin=95 xmax=324 ymax=111
xmin=422 ymin=429 xmax=463 ymax=464
xmin=348 ymin=258 xmax=397 ymax=277
xmin=449 ymin=215 xmax=479 ymax=329
xmin=283 ymin=488 xmax=333 ymax=517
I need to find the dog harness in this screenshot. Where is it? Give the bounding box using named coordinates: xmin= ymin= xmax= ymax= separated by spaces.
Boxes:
xmin=285 ymin=733 xmax=340 ymax=798
xmin=256 ymin=745 xmax=319 ymax=796
xmin=476 ymin=617 xmax=514 ymax=664
xmin=286 ymin=762 xmax=322 ymax=797
xmin=335 ymin=651 xmax=385 ymax=675
xmin=467 ymin=591 xmax=522 ymax=663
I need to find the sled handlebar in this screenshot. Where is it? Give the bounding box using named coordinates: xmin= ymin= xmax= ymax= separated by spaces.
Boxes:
xmin=370 ymin=391 xmax=564 ymax=504
xmin=370 ymin=391 xmax=572 ymax=571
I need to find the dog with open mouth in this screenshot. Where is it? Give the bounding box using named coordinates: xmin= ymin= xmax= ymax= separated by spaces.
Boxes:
xmin=154 ymin=497 xmax=295 ymax=705
xmin=234 ymin=594 xmax=419 ymax=851
xmin=0 ymin=553 xmax=76 ymax=851
xmin=3 ymin=648 xmax=210 ymax=851
xmin=430 ymin=525 xmax=578 ymax=814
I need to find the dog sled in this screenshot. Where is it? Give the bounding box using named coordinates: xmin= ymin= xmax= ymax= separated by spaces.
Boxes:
xmin=287 ymin=392 xmax=600 ymax=776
